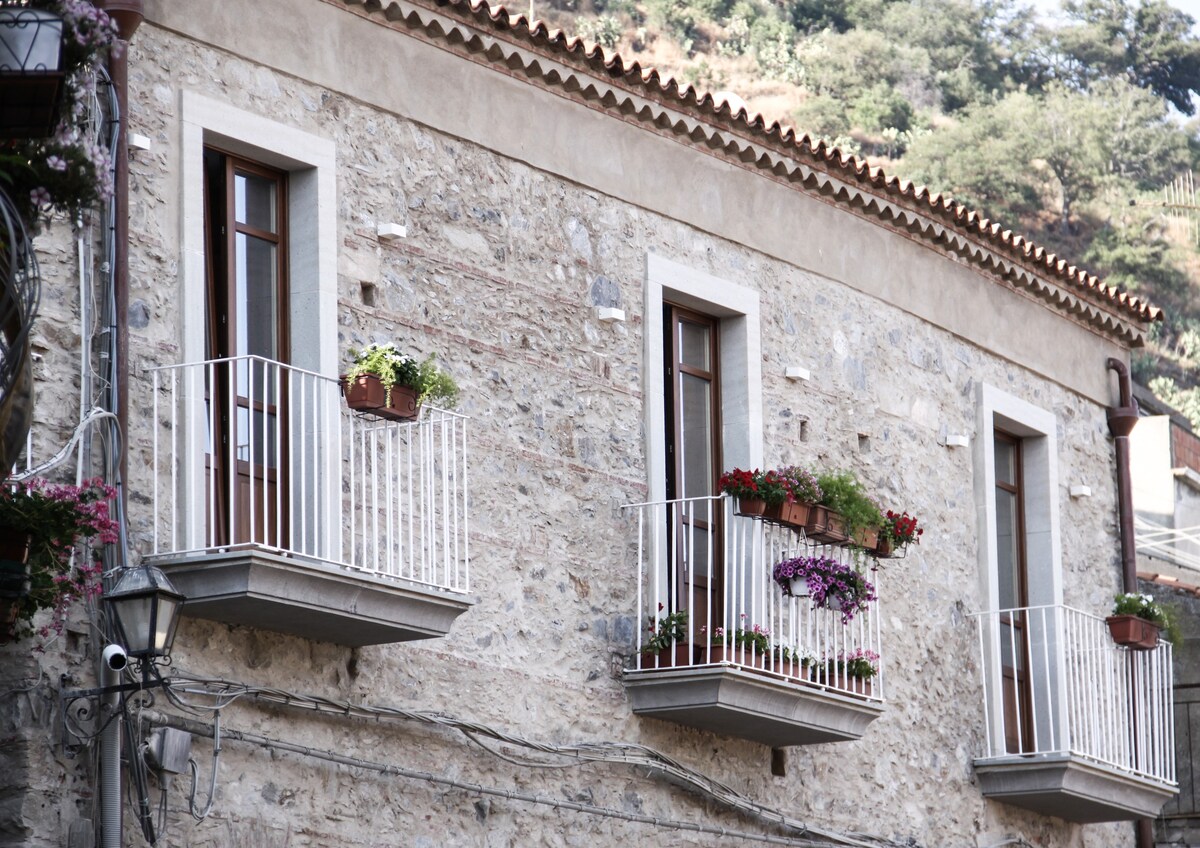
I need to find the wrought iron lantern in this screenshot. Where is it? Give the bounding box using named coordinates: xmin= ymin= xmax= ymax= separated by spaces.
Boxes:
xmin=0 ymin=4 xmax=65 ymax=137
xmin=102 ymin=565 xmax=185 ymax=662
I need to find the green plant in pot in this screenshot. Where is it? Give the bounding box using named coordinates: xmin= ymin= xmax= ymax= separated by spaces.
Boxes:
xmin=1107 ymin=592 xmax=1179 ymax=649
xmin=0 ymin=477 xmax=117 ymax=641
xmin=815 ymin=470 xmax=882 ymax=546
xmin=343 ymin=343 xmax=459 ymax=417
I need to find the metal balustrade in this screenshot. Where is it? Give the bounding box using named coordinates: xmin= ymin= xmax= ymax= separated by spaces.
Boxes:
xmin=972 ymin=604 xmax=1174 ymax=785
xmin=147 ymin=357 xmax=469 ymax=593
xmin=626 ymin=494 xmax=884 ymax=701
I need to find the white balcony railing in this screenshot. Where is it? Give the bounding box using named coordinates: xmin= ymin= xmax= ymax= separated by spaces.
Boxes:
xmin=146 ymin=356 xmax=469 ymax=593
xmin=626 ymin=495 xmax=884 ymax=701
xmin=972 ymin=604 xmax=1174 ymax=785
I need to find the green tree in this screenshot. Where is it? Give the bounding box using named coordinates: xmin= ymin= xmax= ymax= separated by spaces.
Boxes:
xmin=901 ymin=90 xmax=1042 ymax=222
xmin=1054 ymin=0 xmax=1200 ymax=114
xmin=903 ymin=79 xmax=1186 ymax=232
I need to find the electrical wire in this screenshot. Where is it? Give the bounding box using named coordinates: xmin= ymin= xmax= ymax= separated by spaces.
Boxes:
xmin=143 ymin=708 xmax=875 ymax=848
xmin=157 ymin=673 xmax=909 ymax=848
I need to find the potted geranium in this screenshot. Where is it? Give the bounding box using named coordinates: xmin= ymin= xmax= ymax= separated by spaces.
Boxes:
xmin=640 ymin=604 xmax=691 ymax=668
xmin=707 ymin=614 xmax=771 ymax=669
xmin=0 ymin=477 xmax=117 ymax=641
xmin=771 ymin=554 xmax=876 ymax=622
xmin=717 ymin=467 xmax=765 ymax=516
xmin=767 ymin=465 xmax=821 ymax=529
xmin=821 ymin=648 xmax=879 ymax=696
xmin=877 ymin=509 xmax=922 ymax=557
xmin=1107 ymin=593 xmax=1174 ymax=650
xmin=341 ymin=343 xmax=459 ymax=421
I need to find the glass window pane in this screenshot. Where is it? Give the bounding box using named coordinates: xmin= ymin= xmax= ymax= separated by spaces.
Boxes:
xmin=235 ymin=233 xmax=278 ymax=360
xmin=235 ymin=172 xmax=277 ymax=232
xmin=683 ymin=524 xmax=713 ymax=579
xmin=679 ymin=373 xmax=712 ymax=499
xmin=679 ymin=320 xmax=710 ymax=371
xmin=996 ymin=488 xmax=1018 ymax=609
xmin=235 ymin=406 xmax=278 ymax=468
xmin=995 ymin=437 xmax=1015 ymax=486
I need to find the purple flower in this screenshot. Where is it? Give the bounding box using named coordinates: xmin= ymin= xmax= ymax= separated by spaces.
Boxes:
xmin=30 ymin=187 xmax=52 ymax=208
xmin=46 ymin=156 xmax=67 ymax=172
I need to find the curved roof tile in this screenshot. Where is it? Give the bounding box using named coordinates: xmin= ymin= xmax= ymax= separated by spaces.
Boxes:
xmin=357 ymin=0 xmax=1161 ymax=328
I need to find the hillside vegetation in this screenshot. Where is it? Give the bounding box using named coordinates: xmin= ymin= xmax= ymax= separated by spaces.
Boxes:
xmin=537 ymin=0 xmax=1200 ymax=421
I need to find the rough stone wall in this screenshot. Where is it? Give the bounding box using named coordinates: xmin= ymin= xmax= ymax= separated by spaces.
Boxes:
xmin=0 ymin=15 xmax=1144 ymax=848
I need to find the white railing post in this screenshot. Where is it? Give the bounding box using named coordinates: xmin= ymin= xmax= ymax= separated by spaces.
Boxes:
xmin=143 ymin=358 xmax=471 ymax=595
xmin=970 ymin=603 xmax=1174 ymax=785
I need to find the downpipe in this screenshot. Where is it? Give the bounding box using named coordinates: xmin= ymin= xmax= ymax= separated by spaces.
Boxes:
xmin=1105 ymin=359 xmax=1154 ymax=848
xmin=99 ymin=661 xmax=122 ymax=848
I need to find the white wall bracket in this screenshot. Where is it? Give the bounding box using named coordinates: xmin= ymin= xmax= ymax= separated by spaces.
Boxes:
xmin=377 ymin=222 xmax=407 ymax=241
xmin=785 ymin=366 xmax=810 ymax=381
xmin=597 ymin=307 xmax=625 ymax=323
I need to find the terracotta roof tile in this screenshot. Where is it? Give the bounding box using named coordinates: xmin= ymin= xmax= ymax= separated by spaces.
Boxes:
xmin=347 ymin=0 xmax=1161 ymax=330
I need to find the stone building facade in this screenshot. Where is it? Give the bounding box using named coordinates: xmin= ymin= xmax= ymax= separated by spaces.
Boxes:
xmin=0 ymin=0 xmax=1177 ymax=846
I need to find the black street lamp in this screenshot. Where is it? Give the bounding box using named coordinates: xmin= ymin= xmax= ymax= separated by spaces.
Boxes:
xmin=102 ymin=564 xmax=184 ymax=664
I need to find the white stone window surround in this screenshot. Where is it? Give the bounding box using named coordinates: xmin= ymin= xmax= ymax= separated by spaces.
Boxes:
xmin=973 ymin=382 xmax=1065 ymax=757
xmin=179 ymin=90 xmax=338 ymax=375
xmin=642 ymin=252 xmax=764 ymax=617
xmin=176 ymin=92 xmax=338 ymax=553
xmin=643 ymin=252 xmax=763 ymax=505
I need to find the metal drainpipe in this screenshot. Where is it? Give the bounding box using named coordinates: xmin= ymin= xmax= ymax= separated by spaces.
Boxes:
xmin=99 ymin=663 xmax=122 ymax=848
xmin=97 ymin=0 xmax=142 ymax=506
xmin=93 ymin=4 xmax=143 ymax=846
xmin=1106 ymin=358 xmax=1139 ymax=592
xmin=1105 ymin=358 xmax=1154 ymax=848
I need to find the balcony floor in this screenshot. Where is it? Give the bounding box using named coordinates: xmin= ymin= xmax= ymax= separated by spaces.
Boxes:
xmin=155 ymin=548 xmax=474 ymax=646
xmin=623 ymin=664 xmax=884 ymax=747
xmin=975 ymin=753 xmax=1178 ymax=822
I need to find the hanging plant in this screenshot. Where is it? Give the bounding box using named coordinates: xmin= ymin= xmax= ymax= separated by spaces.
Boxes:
xmin=0 ymin=0 xmax=119 ymax=226
xmin=0 ymin=477 xmax=118 ymax=641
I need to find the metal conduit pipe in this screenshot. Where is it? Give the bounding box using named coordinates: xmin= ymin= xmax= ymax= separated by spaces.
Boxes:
xmin=99 ymin=664 xmax=122 ymax=848
xmin=93 ymin=4 xmax=143 ymax=845
xmin=1105 ymin=358 xmax=1155 ymax=848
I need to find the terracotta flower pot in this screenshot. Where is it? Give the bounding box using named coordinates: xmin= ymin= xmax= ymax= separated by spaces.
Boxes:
xmin=853 ymin=527 xmax=879 ymax=549
xmin=764 ymin=501 xmax=809 ymax=528
xmin=642 ymin=643 xmax=695 ymax=669
xmin=340 ymin=374 xmax=419 ymax=422
xmin=805 ymin=506 xmax=849 ymax=544
xmin=1106 ymin=615 xmax=1161 ymax=650
xmin=718 ymin=644 xmax=769 ymax=671
xmin=736 ymin=497 xmax=767 ymax=517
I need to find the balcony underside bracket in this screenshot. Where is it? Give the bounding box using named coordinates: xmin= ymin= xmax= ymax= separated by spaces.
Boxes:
xmin=623 ymin=666 xmax=883 ymax=747
xmin=155 ymin=549 xmax=474 ymax=646
xmin=974 ymin=754 xmax=1177 ymax=822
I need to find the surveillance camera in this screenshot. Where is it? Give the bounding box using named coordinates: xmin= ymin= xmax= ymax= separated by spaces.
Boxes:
xmin=102 ymin=644 xmax=128 ymax=671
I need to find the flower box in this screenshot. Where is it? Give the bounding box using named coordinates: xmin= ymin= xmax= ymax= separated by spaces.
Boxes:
xmin=718 ymin=644 xmax=769 ymax=670
xmin=765 ymin=500 xmax=811 ymax=531
xmin=1106 ymin=615 xmax=1161 ymax=651
xmin=853 ymin=527 xmax=879 ymax=549
xmin=804 ymin=505 xmax=849 ymax=544
xmin=643 ymin=643 xmax=696 ymax=670
xmin=340 ymin=374 xmax=419 ymax=422
xmin=736 ymin=497 xmax=767 ymax=517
